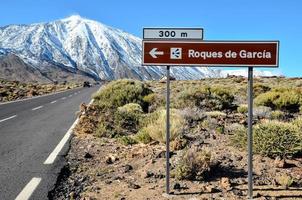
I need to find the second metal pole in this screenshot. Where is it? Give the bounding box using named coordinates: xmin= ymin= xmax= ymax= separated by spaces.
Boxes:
xmin=166 ymin=66 xmax=170 ymax=194
xmin=247 ymin=67 xmax=253 ymax=199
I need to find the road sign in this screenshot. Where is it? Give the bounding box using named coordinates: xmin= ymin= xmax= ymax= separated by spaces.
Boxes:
xmin=142 ymin=41 xmax=279 ymax=67
xmin=143 ymin=28 xmax=203 ymax=40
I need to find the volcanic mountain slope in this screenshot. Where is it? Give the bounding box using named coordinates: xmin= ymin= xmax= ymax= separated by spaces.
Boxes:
xmin=0 ymin=15 xmax=223 ymax=81
xmin=0 ymin=15 xmax=280 ymax=81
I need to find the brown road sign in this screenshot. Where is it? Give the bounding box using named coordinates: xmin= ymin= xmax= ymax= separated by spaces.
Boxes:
xmin=142 ymin=41 xmax=279 ymax=67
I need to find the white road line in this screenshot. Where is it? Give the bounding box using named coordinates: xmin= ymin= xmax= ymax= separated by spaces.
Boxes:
xmin=50 ymin=100 xmax=57 ymax=104
xmin=61 ymin=97 xmax=66 ymax=100
xmin=15 ymin=177 xmax=42 ymax=200
xmin=31 ymin=106 xmax=43 ymax=111
xmin=0 ymin=115 xmax=17 ymax=123
xmin=44 ymin=99 xmax=94 ymax=165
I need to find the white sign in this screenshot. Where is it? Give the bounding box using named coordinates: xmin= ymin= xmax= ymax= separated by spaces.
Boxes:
xmin=143 ymin=28 xmax=203 ymax=40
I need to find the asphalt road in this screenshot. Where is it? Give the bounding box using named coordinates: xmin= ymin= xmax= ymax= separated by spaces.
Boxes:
xmin=0 ymin=85 xmax=100 ymax=200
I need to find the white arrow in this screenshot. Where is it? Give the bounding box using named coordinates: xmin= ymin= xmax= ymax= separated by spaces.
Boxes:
xmin=149 ymin=48 xmax=164 ymax=58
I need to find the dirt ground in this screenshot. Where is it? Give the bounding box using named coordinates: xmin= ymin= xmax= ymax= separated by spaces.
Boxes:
xmin=50 ymin=131 xmax=302 ymax=200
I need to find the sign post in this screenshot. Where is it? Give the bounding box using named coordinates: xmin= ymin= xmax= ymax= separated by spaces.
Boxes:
xmin=166 ymin=65 xmax=170 ymax=194
xmin=142 ymin=28 xmax=279 ymax=198
xmin=248 ymin=67 xmax=253 ymax=199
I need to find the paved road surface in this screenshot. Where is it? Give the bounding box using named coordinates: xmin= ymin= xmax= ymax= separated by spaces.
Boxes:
xmin=0 ymin=86 xmax=100 ymax=200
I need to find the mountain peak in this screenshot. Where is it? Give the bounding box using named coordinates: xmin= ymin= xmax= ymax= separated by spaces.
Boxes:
xmin=62 ymin=15 xmax=86 ymax=22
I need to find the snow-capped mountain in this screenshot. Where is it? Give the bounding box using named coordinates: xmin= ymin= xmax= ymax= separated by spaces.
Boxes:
xmin=0 ymin=15 xmax=280 ymax=81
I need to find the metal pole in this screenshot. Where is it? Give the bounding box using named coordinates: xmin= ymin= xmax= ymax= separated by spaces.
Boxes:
xmin=247 ymin=67 xmax=253 ymax=199
xmin=166 ymin=66 xmax=170 ymax=195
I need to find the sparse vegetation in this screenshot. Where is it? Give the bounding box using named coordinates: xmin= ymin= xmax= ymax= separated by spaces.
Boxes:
xmin=117 ymin=135 xmax=137 ymax=146
xmin=93 ymin=79 xmax=152 ymax=110
xmin=69 ymin=78 xmax=302 ymax=199
xmin=270 ymin=110 xmax=284 ymax=120
xmin=231 ymin=120 xmax=302 ymax=158
xmin=276 ymin=174 xmax=294 ymax=188
xmin=140 ymin=109 xmax=185 ymax=143
xmin=255 ymin=90 xmax=302 ymax=112
xmin=0 ymin=78 xmax=80 ymax=102
xmin=175 ymin=86 xmax=235 ymax=111
xmin=237 ymin=104 xmax=248 ymax=114
xmin=174 ymin=147 xmax=211 ymax=180
xmin=134 ymin=129 xmax=153 ymax=144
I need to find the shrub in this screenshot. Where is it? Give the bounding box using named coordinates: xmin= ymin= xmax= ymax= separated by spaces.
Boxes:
xmin=174 ymin=148 xmax=211 ymax=180
xmin=237 ymin=104 xmax=248 ymax=114
xmin=215 ymin=126 xmax=225 ymax=134
xmin=205 ymin=111 xmax=226 ymax=118
xmin=253 ymin=84 xmax=270 ymax=97
xmin=96 ymin=109 xmax=116 ymax=137
xmin=255 ymin=90 xmax=302 ymax=112
xmin=270 ymin=110 xmax=284 ymax=120
xmin=93 ymin=79 xmax=153 ymax=110
xmin=254 ymin=121 xmax=302 ymax=158
xmin=134 ymin=129 xmax=153 ymax=144
xmin=253 ymin=106 xmax=272 ymax=119
xmin=118 ymin=136 xmax=137 ymax=146
xmin=175 ymin=86 xmax=234 ymax=111
xmin=226 ymin=123 xmax=245 ymax=135
xmin=117 ymin=103 xmax=143 ymax=113
xmin=143 ymin=93 xmax=164 ymax=112
xmin=114 ymin=103 xmax=143 ymax=135
xmin=229 ymin=124 xmax=247 ymax=148
xmin=231 ymin=120 xmax=302 ymax=158
xmin=140 ymin=109 xmax=185 ymax=143
xmin=292 ymin=117 xmax=302 ymax=131
xmin=180 ymin=107 xmax=205 ymax=122
xmin=276 ymin=174 xmax=294 ymax=188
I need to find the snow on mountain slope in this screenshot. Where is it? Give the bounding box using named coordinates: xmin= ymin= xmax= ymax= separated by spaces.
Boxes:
xmin=0 ymin=15 xmax=280 ymax=80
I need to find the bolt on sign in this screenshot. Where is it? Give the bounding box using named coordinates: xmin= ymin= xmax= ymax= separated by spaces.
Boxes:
xmin=142 ymin=41 xmax=279 ymax=67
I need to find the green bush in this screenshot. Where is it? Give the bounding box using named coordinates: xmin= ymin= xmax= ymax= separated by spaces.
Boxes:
xmin=96 ymin=109 xmax=116 ymax=137
xmin=175 ymin=86 xmax=234 ymax=111
xmin=237 ymin=104 xmax=248 ymax=114
xmin=174 ymin=148 xmax=211 ymax=180
xmin=229 ymin=124 xmax=247 ymax=148
xmin=95 ymin=103 xmax=144 ymax=138
xmin=93 ymin=79 xmax=153 ymax=110
xmin=270 ymin=110 xmax=284 ymax=120
xmin=276 ymin=174 xmax=294 ymax=188
xmin=140 ymin=109 xmax=185 ymax=143
xmin=114 ymin=103 xmax=143 ymax=135
xmin=205 ymin=111 xmax=227 ymax=118
xmin=231 ymin=120 xmax=302 ymax=158
xmin=118 ymin=136 xmax=137 ymax=146
xmin=292 ymin=117 xmax=302 ymax=130
xmin=134 ymin=129 xmax=153 ymax=144
xmin=255 ymin=90 xmax=302 ymax=112
xmin=253 ymin=84 xmax=270 ymax=97
xmin=143 ymin=93 xmax=164 ymax=112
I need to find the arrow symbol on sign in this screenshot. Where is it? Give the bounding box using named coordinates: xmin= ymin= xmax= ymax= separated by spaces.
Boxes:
xmin=149 ymin=48 xmax=164 ymax=58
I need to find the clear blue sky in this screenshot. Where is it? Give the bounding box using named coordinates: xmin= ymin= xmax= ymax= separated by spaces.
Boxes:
xmin=0 ymin=0 xmax=301 ymax=77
